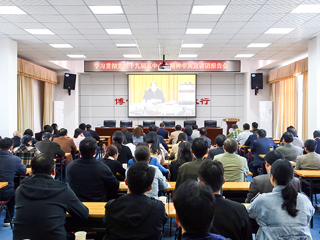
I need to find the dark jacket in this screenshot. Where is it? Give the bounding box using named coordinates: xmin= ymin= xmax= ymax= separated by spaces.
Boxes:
xmin=13 ymin=174 xmax=88 ymax=240
xmin=211 ymin=194 xmax=252 ymax=240
xmin=82 ymin=130 xmax=92 ymax=138
xmin=315 ymin=138 xmax=320 ymax=154
xmin=12 ymin=136 xmax=21 ymax=149
xmin=244 ymin=133 xmax=257 ymax=149
xmin=67 ymin=157 xmax=119 ymax=201
xmin=200 ymin=135 xmax=212 ymax=148
xmin=182 ymin=232 xmax=230 ymax=240
xmin=103 ymin=193 xmax=168 ymax=240
xmin=117 ymin=145 xmax=134 ymax=164
xmin=0 ymin=150 xmax=26 ymax=199
xmin=35 ymin=139 xmax=65 ymax=159
xmin=169 ymin=160 xmax=179 ymax=181
xmin=208 ymin=147 xmax=224 ymax=160
xmin=88 ymin=129 xmax=100 ymax=141
xmin=101 ymin=158 xmax=126 ymax=178
xmin=251 ymin=137 xmax=277 ymax=167
xmin=176 ymin=158 xmax=204 ymax=190
xmin=187 ymin=136 xmax=194 ymax=145
xmin=157 ymin=128 xmax=169 ymax=139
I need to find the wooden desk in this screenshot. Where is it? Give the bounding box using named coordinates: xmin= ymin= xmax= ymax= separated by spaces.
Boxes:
xmin=118 ymin=181 xmax=176 ymax=192
xmin=0 ymin=182 xmax=8 ymax=189
xmin=239 ymin=145 xmax=249 ymax=148
xmin=259 ymin=154 xmax=265 ymax=158
xmin=223 ymin=182 xmax=250 ymax=191
xmin=26 ymin=168 xmax=32 ymax=174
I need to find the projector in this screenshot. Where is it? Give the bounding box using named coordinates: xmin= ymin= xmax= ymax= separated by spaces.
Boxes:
xmin=158 ymin=65 xmax=171 ymax=71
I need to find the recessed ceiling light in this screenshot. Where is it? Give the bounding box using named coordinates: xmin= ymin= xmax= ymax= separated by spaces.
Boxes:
xmin=291 ymin=4 xmax=320 ymax=13
xmin=67 ymin=54 xmax=86 ymax=58
xmin=186 ymin=29 xmax=212 ymax=34
xmin=116 ymin=44 xmax=137 ymax=48
xmin=0 ymin=6 xmax=26 ymax=14
xmin=235 ymin=54 xmax=255 ymax=58
xmin=247 ymin=43 xmax=271 ymax=48
xmin=25 ymin=29 xmax=54 ymax=35
xmin=181 ymin=44 xmax=203 ymax=48
xmin=106 ymin=29 xmax=132 ymax=34
xmin=123 ymin=54 xmax=141 ymax=58
xmin=179 ymin=54 xmax=198 ymax=58
xmin=264 ymin=28 xmax=295 ymax=34
xmin=89 ymin=6 xmax=123 ymax=14
xmin=192 ymin=5 xmax=226 ymax=14
xmin=50 ymin=44 xmax=73 ymax=48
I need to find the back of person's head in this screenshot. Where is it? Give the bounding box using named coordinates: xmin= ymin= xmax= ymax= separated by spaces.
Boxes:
xmin=136 ymin=141 xmax=149 ymax=148
xmin=215 ymin=134 xmax=226 ymax=147
xmin=192 ymin=138 xmax=208 ymax=158
xmin=31 ymin=154 xmax=55 ymax=175
xmin=148 ymin=124 xmax=158 ymax=132
xmin=192 ymin=125 xmax=198 ymax=130
xmin=243 ymin=123 xmax=250 ymax=130
xmin=287 ymin=126 xmax=295 ymax=131
xmin=134 ymin=146 xmax=150 ymax=162
xmin=133 ymin=126 xmax=143 ymax=138
xmin=0 ymin=138 xmax=14 ymax=150
xmin=223 ymin=138 xmax=238 ymax=153
xmin=104 ymin=144 xmax=118 ymax=159
xmin=44 ymin=126 xmax=53 ymax=133
xmin=13 ymin=131 xmax=21 ymax=137
xmin=199 ymin=127 xmax=207 ymax=136
xmin=177 ymin=141 xmax=193 ymax=167
xmin=73 ymin=128 xmax=82 ymax=138
xmin=86 ymin=124 xmax=92 ymax=130
xmin=287 ymin=128 xmax=297 ymax=137
xmin=43 ymin=125 xmax=50 ymax=131
xmin=313 ymin=130 xmax=320 ymax=138
xmin=79 ymin=137 xmax=97 ymax=159
xmin=59 ymin=128 xmax=68 ymax=137
xmin=42 ymin=132 xmax=52 ymax=140
xmin=24 ymin=129 xmax=34 ymax=137
xmin=145 ymin=132 xmax=160 ymax=155
xmin=51 ymin=123 xmax=58 ymax=130
xmin=198 ymin=160 xmax=224 ymax=192
xmin=160 ymin=122 xmax=165 ymax=128
xmin=282 ymin=132 xmax=294 ymax=143
xmin=79 ymin=123 xmax=86 ymax=131
xmin=175 ymin=125 xmax=182 ymax=131
xmin=257 ymin=129 xmax=266 ymax=138
xmin=252 ymin=122 xmax=258 ymax=129
xmin=304 ymin=139 xmax=317 ymax=152
xmin=271 ymin=159 xmax=299 ymax=217
xmin=127 ymin=162 xmax=155 ymax=194
xmin=112 ymin=131 xmax=124 ymax=144
xmin=124 ymin=132 xmax=133 ymax=144
xmin=177 ymin=132 xmax=187 ymax=144
xmin=264 ymin=150 xmax=285 ymax=166
xmin=21 ymin=134 xmax=32 ymax=145
xmin=232 ymin=124 xmax=238 ymax=129
xmin=173 ymin=180 xmax=216 ymax=234
xmin=183 ymin=126 xmax=192 ymax=136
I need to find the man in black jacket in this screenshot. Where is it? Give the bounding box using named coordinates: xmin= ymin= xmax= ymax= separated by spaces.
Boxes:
xmin=67 ymin=137 xmax=119 ymax=201
xmin=86 ymin=124 xmax=100 ymax=141
xmin=208 ymin=134 xmax=226 ymax=159
xmin=35 ymin=132 xmax=65 ymax=159
xmin=13 ymin=154 xmax=88 ymax=240
xmin=103 ymin=161 xmax=167 ymax=240
xmin=198 ymin=160 xmax=252 ymax=240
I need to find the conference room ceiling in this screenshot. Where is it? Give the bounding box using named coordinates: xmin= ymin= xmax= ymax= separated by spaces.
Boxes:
xmin=0 ymin=0 xmax=319 ymax=71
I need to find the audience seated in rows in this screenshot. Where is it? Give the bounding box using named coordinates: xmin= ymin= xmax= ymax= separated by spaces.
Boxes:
xmin=251 ymin=122 xmax=259 ymax=133
xmin=247 ymin=159 xmax=314 ymax=240
xmin=244 ymin=126 xmax=258 ymax=149
xmin=208 ymin=134 xmax=226 ymax=160
xmin=72 ymin=128 xmax=85 ymax=149
xmin=157 ymin=122 xmax=169 ymax=139
xmin=199 ymin=127 xmax=211 ymax=148
xmin=184 ymin=126 xmax=194 ymax=145
xmin=198 ymin=160 xmax=252 ymax=240
xmin=276 ymin=132 xmax=303 ymax=162
xmin=0 ymin=138 xmax=26 ymax=227
xmin=191 ymin=124 xmax=200 ymax=139
xmin=279 ymin=126 xmax=303 ymax=148
xmin=173 ymin=181 xmax=230 ymax=240
xmin=12 ymin=131 xmax=22 ymax=148
xmin=237 ymin=123 xmax=252 ymax=145
xmin=169 ymin=125 xmax=183 ymax=144
xmin=246 ymin=151 xmax=301 ymax=203
xmin=170 ymin=132 xmax=187 ymax=160
xmin=35 ymin=132 xmax=65 ymax=159
xmin=13 ymin=134 xmax=40 ymax=167
xmin=13 ymin=154 xmax=88 ymax=240
xmin=53 ymin=128 xmax=76 ymax=163
xmin=112 ymin=131 xmax=133 ymax=165
xmin=214 ymin=138 xmax=249 ymax=182
xmin=132 ymin=126 xmax=144 ymax=146
xmin=23 ymin=129 xmax=38 ymax=146
xmin=67 ymin=137 xmax=119 ymax=201
xmin=169 ymin=141 xmax=193 ymax=181
xmin=103 ymin=162 xmax=168 ymax=240
xmin=226 ymin=124 xmax=242 ymax=139
xmin=127 ymin=145 xmax=168 ymax=199
xmin=79 ymin=123 xmax=92 ymax=138
xmin=101 ymin=144 xmax=126 ymax=179
xmin=176 ymin=138 xmax=208 ymax=189
xmin=295 ymin=139 xmax=320 ymax=170
xmin=145 ymin=132 xmax=166 ymax=165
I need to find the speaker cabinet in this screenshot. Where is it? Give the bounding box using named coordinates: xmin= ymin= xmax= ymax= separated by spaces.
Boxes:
xmin=251 ymin=73 xmax=263 ymax=90
xmin=63 ymin=73 xmax=76 ymax=90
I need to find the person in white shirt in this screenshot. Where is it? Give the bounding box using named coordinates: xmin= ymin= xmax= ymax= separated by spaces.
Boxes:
xmin=191 ymin=125 xmax=200 ymax=139
xmin=237 ymin=123 xmax=252 ymax=145
xmin=124 ymin=132 xmax=136 ymax=156
xmin=73 ymin=128 xmax=85 ymax=149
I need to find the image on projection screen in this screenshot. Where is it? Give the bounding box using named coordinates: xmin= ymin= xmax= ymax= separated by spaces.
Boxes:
xmin=128 ymin=75 xmax=196 ymax=117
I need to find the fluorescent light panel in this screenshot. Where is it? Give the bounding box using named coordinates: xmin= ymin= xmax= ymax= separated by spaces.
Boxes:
xmin=235 ymin=54 xmax=255 ymax=58
xmin=67 ymin=54 xmax=86 ymax=58
xmin=192 ymin=5 xmax=226 ymax=14
xmin=116 ymin=44 xmax=137 ymax=48
xmin=247 ymin=43 xmax=271 ymax=48
xmin=291 ymin=4 xmax=320 ymax=13
xmin=0 ymin=6 xmax=26 ymax=14
xmin=265 ymin=28 xmax=295 ymax=34
xmin=50 ymin=44 xmax=73 ymax=48
xmin=123 ymin=54 xmax=141 ymax=58
xmin=186 ymin=29 xmax=212 ymax=34
xmin=25 ymin=29 xmax=54 ymax=35
xmin=179 ymin=54 xmax=198 ymax=58
xmin=106 ymin=29 xmax=132 ymax=34
xmin=181 ymin=44 xmax=203 ymax=48
xmin=89 ymin=6 xmax=123 ymax=14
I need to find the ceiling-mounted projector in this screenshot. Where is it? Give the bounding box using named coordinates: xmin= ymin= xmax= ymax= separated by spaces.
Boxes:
xmin=158 ymin=54 xmax=171 ymax=71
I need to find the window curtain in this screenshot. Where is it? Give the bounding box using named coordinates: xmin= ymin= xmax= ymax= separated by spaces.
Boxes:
xmin=43 ymin=82 xmax=53 ymax=127
xmin=17 ymin=75 xmax=34 ymax=133
xmin=303 ymin=72 xmax=308 ymax=141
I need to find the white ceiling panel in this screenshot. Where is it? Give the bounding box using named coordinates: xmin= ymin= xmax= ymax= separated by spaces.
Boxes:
xmin=127 ymin=15 xmax=157 ymax=23
xmin=122 ymin=5 xmax=157 ymax=14
xmin=18 ymin=5 xmax=60 ymax=14
xmin=159 ymin=14 xmax=190 ymax=22
xmin=54 ymin=6 xmax=92 ymax=15
xmin=189 ymin=14 xmax=221 ymax=22
xmin=84 ymin=0 xmax=121 ymax=5
xmin=158 ymin=5 xmax=192 ymax=14
xmin=48 ymin=0 xmax=87 ymax=5
xmin=224 ymin=5 xmax=263 ymax=14
xmin=14 ymin=0 xmax=50 ymax=6
xmin=257 ymin=4 xmax=300 ymax=14
xmin=250 ymin=14 xmax=286 ymax=22
xmin=73 ymin=22 xmax=102 ymax=29
xmin=43 ymin=22 xmax=75 ymax=29
xmin=64 ymin=15 xmax=98 ymax=23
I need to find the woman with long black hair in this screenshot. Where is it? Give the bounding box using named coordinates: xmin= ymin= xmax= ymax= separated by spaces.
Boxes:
xmin=247 ymin=159 xmax=314 ymax=240
xmin=112 ymin=131 xmax=133 ymax=164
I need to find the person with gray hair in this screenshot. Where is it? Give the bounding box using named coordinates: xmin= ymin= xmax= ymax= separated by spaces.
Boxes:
xmin=35 ymin=132 xmax=65 ymax=160
xmin=213 ymin=138 xmax=249 ymax=182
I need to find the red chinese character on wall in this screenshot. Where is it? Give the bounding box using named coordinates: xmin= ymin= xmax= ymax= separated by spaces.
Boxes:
xmin=115 ymin=98 xmax=126 ymax=105
xmin=196 ymin=99 xmax=200 ymax=105
xmin=200 ymin=98 xmax=210 ymax=105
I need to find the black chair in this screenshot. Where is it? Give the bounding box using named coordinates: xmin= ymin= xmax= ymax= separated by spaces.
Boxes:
xmin=184 ymin=120 xmax=196 ymax=128
xmin=143 ymin=121 xmax=155 ymax=128
xmin=163 ymin=121 xmax=175 ymax=128
xmin=103 ymin=120 xmax=116 ymax=127
xmin=204 ymin=120 xmax=217 ymax=128
xmin=120 ymin=120 xmax=132 ymax=128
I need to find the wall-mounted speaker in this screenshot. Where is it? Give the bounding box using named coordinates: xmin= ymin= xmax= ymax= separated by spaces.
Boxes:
xmin=63 ymin=73 xmax=76 ymax=90
xmin=251 ymin=73 xmax=263 ymax=90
